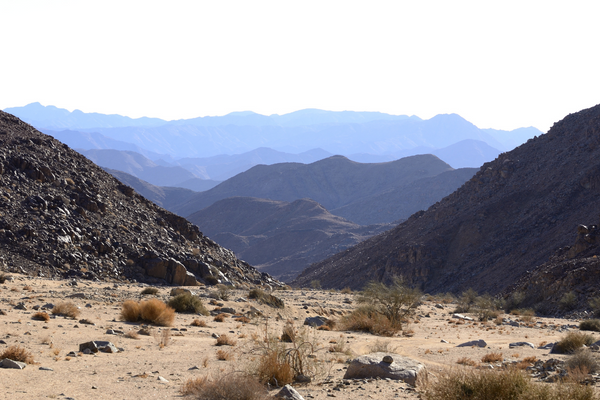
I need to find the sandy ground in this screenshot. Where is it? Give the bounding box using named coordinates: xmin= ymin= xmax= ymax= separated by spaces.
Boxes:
xmin=0 ymin=274 xmax=597 ymax=399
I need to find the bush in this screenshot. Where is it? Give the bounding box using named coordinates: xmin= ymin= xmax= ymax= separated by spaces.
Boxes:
xmin=505 ymin=291 xmax=526 ymax=312
xmin=120 ymin=299 xmax=175 ymax=326
xmin=338 ymin=305 xmax=400 ymax=336
xmin=553 ymin=331 xmax=596 ymax=354
xmin=248 ymin=288 xmax=285 ymax=309
xmin=580 ymin=319 xmax=600 ymax=332
xmin=560 ymin=291 xmax=578 ymax=311
xmin=180 ymin=372 xmax=267 ymax=399
xmin=167 ymin=292 xmax=208 ymax=315
xmin=456 ymin=357 xmax=478 ymax=366
xmin=214 ymin=314 xmax=226 ymax=322
xmin=455 ymin=288 xmax=479 ymax=313
xmin=216 ymin=334 xmax=237 ymax=346
xmin=566 ymin=349 xmax=599 ymax=375
xmin=51 ymin=302 xmax=80 ymax=319
xmin=481 ymin=352 xmax=504 ymax=363
xmin=141 ymin=287 xmax=159 ymax=295
xmin=356 ymin=277 xmax=421 ymax=329
xmin=216 ymin=349 xmax=233 ymax=361
xmin=32 ymin=311 xmax=50 ymax=322
xmin=588 ymin=297 xmax=600 ymax=317
xmin=191 ymin=319 xmax=206 ymax=327
xmin=0 ymin=345 xmax=34 ymax=364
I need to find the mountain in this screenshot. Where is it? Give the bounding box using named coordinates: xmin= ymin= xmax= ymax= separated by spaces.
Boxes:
xmin=79 ymin=149 xmax=220 ymax=189
xmin=172 ymin=155 xmax=455 ymax=221
xmin=483 ymin=127 xmax=542 ymax=150
xmin=4 ymin=102 xmax=167 ymax=130
xmin=187 ymin=197 xmax=392 ymax=282
xmin=431 ymin=139 xmax=502 ymax=168
xmin=0 ymin=110 xmax=279 ymax=288
xmin=293 ymin=103 xmax=600 ymax=297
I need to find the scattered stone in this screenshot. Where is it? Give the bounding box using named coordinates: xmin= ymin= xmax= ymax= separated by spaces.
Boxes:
xmin=67 ymin=293 xmax=86 ymax=299
xmin=343 ymin=353 xmax=425 ymax=386
xmin=39 ymin=367 xmax=53 ymax=371
xmin=78 ymin=319 xmax=95 ymax=325
xmin=295 ymin=374 xmax=312 ymax=383
xmin=452 ymin=314 xmax=474 ymax=321
xmin=0 ymin=358 xmax=27 ymax=369
xmin=304 ymin=316 xmax=329 ymax=327
xmin=509 ymin=342 xmax=535 ymax=348
xmin=170 ymin=288 xmax=191 ymax=296
xmin=457 ymin=339 xmax=487 ymax=348
xmin=158 ymin=376 xmax=169 ymax=383
xmin=79 ymin=341 xmax=119 ymax=354
xmin=277 ymin=384 xmax=305 ymax=400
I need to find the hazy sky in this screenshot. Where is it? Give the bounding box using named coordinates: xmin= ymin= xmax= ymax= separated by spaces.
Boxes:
xmin=2 ymin=1 xmax=599 ymax=132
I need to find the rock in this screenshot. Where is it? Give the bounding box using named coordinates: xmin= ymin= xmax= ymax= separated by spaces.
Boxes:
xmin=452 ymin=313 xmax=474 ymax=321
xmin=435 ymin=303 xmax=444 ymax=309
xmin=277 ymin=384 xmax=305 ymax=400
xmin=158 ymin=376 xmax=169 ymax=383
xmin=220 ymin=307 xmax=236 ymax=314
xmin=304 ymin=316 xmax=328 ymax=327
xmin=0 ymin=358 xmax=27 ymax=369
xmin=382 ymin=355 xmax=394 ymax=363
xmin=440 ymin=339 xmax=448 ymax=343
xmin=295 ymin=374 xmax=312 ymax=383
xmin=343 ymin=353 xmax=425 ymax=386
xmin=39 ymin=366 xmax=53 ymax=371
xmin=211 ymin=333 xmax=220 ymax=339
xmin=509 ymin=342 xmax=535 ymax=348
xmin=457 ymin=339 xmax=487 ymax=348
xmin=79 ymin=341 xmax=119 ymax=354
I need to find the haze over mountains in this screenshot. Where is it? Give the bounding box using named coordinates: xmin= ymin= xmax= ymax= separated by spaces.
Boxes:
xmin=294 ymin=103 xmax=600 ymax=304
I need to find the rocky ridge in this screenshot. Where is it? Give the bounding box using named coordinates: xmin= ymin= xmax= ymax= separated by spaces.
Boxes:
xmin=294 ymin=103 xmax=600 ymax=297
xmin=0 ymin=111 xmax=280 ymax=288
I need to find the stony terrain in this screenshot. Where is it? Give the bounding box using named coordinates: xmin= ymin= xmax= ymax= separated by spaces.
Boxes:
xmin=0 ymin=111 xmax=279 ymax=288
xmin=187 ymin=197 xmax=392 ymax=281
xmin=295 ymin=103 xmax=600 ymax=302
xmin=0 ymin=273 xmax=598 ymax=399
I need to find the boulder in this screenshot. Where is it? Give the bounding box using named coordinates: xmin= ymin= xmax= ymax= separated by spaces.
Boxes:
xmin=304 ymin=316 xmax=328 ymax=327
xmin=79 ymin=341 xmax=119 ymax=354
xmin=0 ymin=358 xmax=27 ymax=369
xmin=343 ymin=353 xmax=425 ymax=386
xmin=457 ymin=339 xmax=487 ymax=348
xmin=276 ymin=384 xmax=305 ymax=400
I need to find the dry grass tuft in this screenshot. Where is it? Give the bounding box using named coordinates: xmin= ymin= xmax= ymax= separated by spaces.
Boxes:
xmin=180 ymin=372 xmax=267 ymax=399
xmin=191 ymin=319 xmax=207 ymax=327
xmin=120 ymin=299 xmax=175 ymax=326
xmin=456 ymin=357 xmax=478 ymax=366
xmin=140 ymin=287 xmax=159 ymax=295
xmin=338 ymin=306 xmax=401 ymax=336
xmin=124 ymin=330 xmax=140 ymax=339
xmin=214 ymin=314 xmax=226 ymax=322
xmin=216 ymin=349 xmax=233 ymax=361
xmin=0 ymin=345 xmax=35 ymax=364
xmin=553 ymin=331 xmax=596 ymax=354
xmin=32 ymin=311 xmax=50 ymax=322
xmin=155 ymin=329 xmax=171 ymax=349
xmin=579 ymin=319 xmax=600 ymax=332
xmin=51 ymin=302 xmax=80 ymax=319
xmin=481 ymin=352 xmax=504 ymax=363
xmin=234 ymin=316 xmax=251 ymax=324
xmin=255 ymin=347 xmax=294 ymax=386
xmin=248 ymin=288 xmax=285 ymax=308
xmin=216 ymin=334 xmax=237 ymax=346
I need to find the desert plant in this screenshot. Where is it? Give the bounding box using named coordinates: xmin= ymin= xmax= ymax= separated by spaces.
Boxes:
xmin=216 ymin=284 xmax=232 ymax=301
xmin=481 ymin=352 xmax=504 ymax=363
xmin=140 ymin=287 xmax=159 ymax=295
xmin=588 ymin=296 xmax=600 ymax=317
xmin=566 ymin=349 xmax=599 ymax=375
xmin=560 ymin=291 xmax=578 ymax=311
xmin=475 ymin=294 xmax=502 ymax=321
xmin=180 ymin=372 xmax=267 ymax=399
xmin=455 ymin=288 xmax=479 ymax=313
xmin=216 ymin=349 xmax=233 ymax=361
xmin=51 ymin=302 xmax=80 ymax=319
xmin=121 ymin=300 xmax=142 ymax=322
xmin=191 ymin=319 xmax=207 ymax=327
xmin=356 ymin=276 xmax=421 ymax=330
xmin=124 ymin=330 xmax=140 ymax=339
xmin=341 ymin=287 xmax=352 ymax=294
xmin=456 ymin=357 xmax=478 ymax=366
xmin=120 ymin=299 xmax=175 ymax=326
xmin=167 ymin=292 xmax=208 ymax=315
xmin=368 ymin=339 xmax=396 ymax=353
xmin=328 ymin=335 xmax=351 ymax=355
xmin=155 ymin=329 xmax=171 ymax=348
xmin=248 ymin=288 xmax=285 ymax=309
xmin=553 ymin=331 xmax=596 ymax=354
xmin=338 ymin=305 xmax=400 ymax=336
xmin=580 ymin=319 xmax=600 ymax=332
xmin=281 ymin=320 xmax=296 ymax=343
xmin=214 ymin=314 xmax=226 ymax=322
xmin=310 ymin=280 xmax=321 ymax=289
xmin=32 ymin=311 xmax=50 ymax=322
xmin=216 ymin=334 xmax=237 ymax=346
xmin=422 ymin=367 xmax=598 ymax=400
xmin=505 ymin=290 xmax=526 ymax=312
xmin=0 ymin=345 xmax=34 ymax=364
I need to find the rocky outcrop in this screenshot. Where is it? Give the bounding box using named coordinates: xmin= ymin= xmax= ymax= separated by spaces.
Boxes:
xmin=343 ymin=353 xmax=425 ymax=386
xmin=0 ymin=110 xmax=281 ymax=288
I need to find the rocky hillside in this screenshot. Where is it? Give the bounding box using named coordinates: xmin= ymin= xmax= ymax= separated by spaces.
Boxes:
xmin=294 ymin=103 xmax=600 ymax=295
xmin=0 ymin=111 xmax=280 ymax=288
xmin=172 ymin=155 xmax=456 ymax=223
xmin=187 ymin=197 xmax=392 ymax=281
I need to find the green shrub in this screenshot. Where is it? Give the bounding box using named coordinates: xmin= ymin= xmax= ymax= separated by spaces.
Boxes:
xmin=560 ymin=291 xmax=578 ymax=311
xmin=167 ymin=292 xmax=208 ymax=315
xmin=455 ymin=288 xmax=479 ymax=313
xmin=580 ymin=319 xmax=600 ymax=332
xmin=357 ymin=277 xmax=421 ymax=328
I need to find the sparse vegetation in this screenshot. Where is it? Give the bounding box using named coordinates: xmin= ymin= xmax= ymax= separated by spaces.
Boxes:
xmin=120 ymin=299 xmax=175 ymax=326
xmin=154 ymin=329 xmax=171 ymax=348
xmin=216 ymin=349 xmax=233 ymax=361
xmin=214 ymin=314 xmax=226 ymax=322
xmin=580 ymin=319 xmax=600 ymax=332
xmin=0 ymin=345 xmax=34 ymax=364
xmin=553 ymin=331 xmax=596 ymax=354
xmin=560 ymin=291 xmax=578 ymax=311
xmin=423 ymin=367 xmax=598 ymax=400
xmin=216 ymin=334 xmax=237 ymax=346
xmin=588 ymin=297 xmax=600 ymax=317
xmin=456 ymin=357 xmax=478 ymax=366
xmin=566 ymin=349 xmax=599 ymax=375
xmin=180 ymin=372 xmax=267 ymax=399
xmin=51 ymin=302 xmax=80 ymax=319
xmin=455 ymin=288 xmax=479 ymax=313
xmin=248 ymin=288 xmax=285 ymax=308
xmin=124 ymin=330 xmax=140 ymax=339
xmin=481 ymin=352 xmax=504 ymax=363
xmin=140 ymin=287 xmax=159 ymax=295
xmin=32 ymin=311 xmax=50 ymax=322
xmin=167 ymin=292 xmax=208 ymax=315
xmin=338 ymin=305 xmax=400 ymax=336
xmin=368 ymin=339 xmax=396 ymax=353
xmin=191 ymin=319 xmax=207 ymax=327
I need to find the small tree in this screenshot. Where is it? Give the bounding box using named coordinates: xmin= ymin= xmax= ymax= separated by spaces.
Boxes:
xmin=357 ymin=277 xmax=421 ymax=328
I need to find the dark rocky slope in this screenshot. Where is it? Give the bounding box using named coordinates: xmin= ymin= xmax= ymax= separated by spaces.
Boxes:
xmin=0 ymin=111 xmax=279 ymax=288
xmin=187 ymin=197 xmax=392 ymax=282
xmin=294 ymin=104 xmax=600 ymax=295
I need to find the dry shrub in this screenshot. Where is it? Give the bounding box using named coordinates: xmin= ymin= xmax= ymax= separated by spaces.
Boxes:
xmin=328 ymin=335 xmax=350 ymax=354
xmin=0 ymin=345 xmax=34 ymax=364
xmin=566 ymin=349 xmax=599 ymax=375
xmin=23 ymin=285 xmax=32 ymax=291
xmin=216 ymin=349 xmax=233 ymax=361
xmin=281 ymin=320 xmax=296 ymax=343
xmin=140 ymin=287 xmax=159 ymax=295
xmin=124 ymin=330 xmax=140 ymax=339
xmin=120 ymin=300 xmax=141 ymax=322
xmin=368 ymin=339 xmax=395 ymax=353
xmin=180 ymin=372 xmax=267 ymax=399
xmin=456 ymin=357 xmax=478 ymax=366
xmin=120 ymin=299 xmax=174 ymax=326
xmin=481 ymin=352 xmax=504 ymax=363
xmin=255 ymin=347 xmax=294 ymax=386
xmin=32 ymin=311 xmax=50 ymax=322
xmin=216 ymin=334 xmax=237 ymax=346
xmin=317 ymin=325 xmax=331 ymax=331
xmin=338 ymin=306 xmax=400 ymax=336
xmin=579 ymin=319 xmax=600 ymax=332
xmin=51 ymin=302 xmax=80 ymax=319
xmin=167 ymin=292 xmax=208 ymax=315
xmin=516 ymin=356 xmax=538 ymax=369
xmin=214 ymin=314 xmax=226 ymax=322
xmin=191 ymin=319 xmax=207 ymax=327
xmin=235 ymin=316 xmax=251 ymax=324
xmin=155 ymin=329 xmax=171 ymax=348
xmin=341 ymin=287 xmax=352 ymax=294
xmin=554 ymin=331 xmax=596 ymax=354
xmin=422 ymin=367 xmax=598 ymax=400
xmin=248 ymin=288 xmax=285 ymax=308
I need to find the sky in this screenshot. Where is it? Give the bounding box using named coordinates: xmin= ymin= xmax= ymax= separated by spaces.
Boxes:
xmin=2 ymin=1 xmax=599 ymax=132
